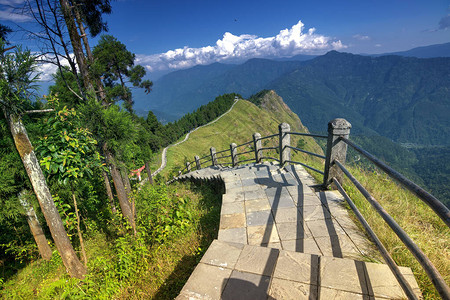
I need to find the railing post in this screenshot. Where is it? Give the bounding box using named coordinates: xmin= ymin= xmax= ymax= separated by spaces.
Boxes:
xmin=253 ymin=133 xmax=262 ymax=163
xmin=186 ymin=161 xmax=191 ymax=172
xmin=195 ymin=155 xmax=201 ymax=170
xmin=323 ymin=118 xmax=352 ymax=188
xmin=210 ymin=147 xmax=217 ymax=166
xmin=279 ymin=123 xmax=291 ymax=166
xmin=230 ymin=143 xmax=237 ymax=167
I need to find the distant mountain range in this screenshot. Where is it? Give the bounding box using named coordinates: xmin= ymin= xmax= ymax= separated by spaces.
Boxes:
xmin=372 ymin=42 xmax=450 ymax=58
xmin=134 ymin=42 xmax=450 ymax=145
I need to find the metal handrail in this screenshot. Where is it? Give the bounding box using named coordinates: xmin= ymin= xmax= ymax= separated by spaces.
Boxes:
xmin=260 ymin=156 xmax=280 ymax=162
xmin=216 ymin=154 xmax=232 ymax=160
xmin=237 ymin=158 xmax=256 ymax=164
xmin=199 ymin=155 xmax=210 ymax=161
xmin=215 ymin=148 xmax=229 ymax=155
xmin=285 ymin=160 xmax=324 ymax=175
xmin=236 ymin=150 xmax=253 ymax=156
xmin=258 ymin=133 xmax=278 ymax=140
xmin=332 ymin=178 xmax=419 ymax=300
xmin=287 ymin=131 xmax=328 ymax=139
xmin=236 ymin=140 xmax=253 ymax=148
xmin=260 ymin=146 xmax=278 ymax=151
xmin=341 ymin=137 xmax=450 ymax=228
xmin=334 ymin=159 xmax=450 ymax=299
xmin=202 ymin=158 xmax=213 ymax=165
xmin=286 ymin=145 xmax=326 ymax=159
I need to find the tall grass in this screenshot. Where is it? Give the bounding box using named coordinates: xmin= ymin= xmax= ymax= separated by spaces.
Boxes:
xmin=339 ymin=165 xmax=449 ymax=299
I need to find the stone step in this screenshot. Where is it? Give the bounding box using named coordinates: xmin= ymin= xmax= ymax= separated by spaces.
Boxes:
xmin=177 ymin=239 xmax=422 ymax=300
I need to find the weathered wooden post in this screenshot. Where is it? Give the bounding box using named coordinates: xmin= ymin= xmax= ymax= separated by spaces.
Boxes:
xmin=253 ymin=133 xmax=262 ymax=163
xmin=230 ymin=143 xmax=237 ymax=167
xmin=186 ymin=161 xmax=191 ymax=172
xmin=279 ymin=123 xmax=291 ymax=166
xmin=210 ymin=147 xmax=217 ymax=166
xmin=323 ymin=118 xmax=351 ymax=187
xmin=195 ymin=155 xmax=201 ymax=170
xmin=145 ymin=161 xmax=153 ymax=185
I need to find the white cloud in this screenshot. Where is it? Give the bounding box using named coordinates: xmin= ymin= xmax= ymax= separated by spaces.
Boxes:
xmin=0 ymin=1 xmax=31 ymax=22
xmin=353 ymin=34 xmax=370 ymax=41
xmin=36 ymin=54 xmax=73 ymax=82
xmin=136 ymin=20 xmax=346 ymax=72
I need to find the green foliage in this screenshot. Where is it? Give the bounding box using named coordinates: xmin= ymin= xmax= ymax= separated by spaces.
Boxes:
xmin=136 ymin=184 xmax=194 ymax=245
xmin=48 ymin=67 xmax=83 ymax=107
xmin=91 ymin=35 xmax=152 ymax=111
xmin=53 ymin=195 xmax=77 ymax=239
xmin=36 ymin=95 xmax=103 ymax=185
xmin=248 ymin=89 xmax=270 ymax=106
xmin=0 ymin=41 xmax=38 ymax=115
xmin=0 ymin=24 xmax=12 ymax=43
xmin=0 ymin=240 xmax=38 ymax=264
xmin=1 ymin=180 xmax=222 ymax=299
xmin=411 ymin=146 xmax=450 ymax=207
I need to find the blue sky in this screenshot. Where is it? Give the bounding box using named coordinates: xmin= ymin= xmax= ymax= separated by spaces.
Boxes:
xmin=1 ymin=0 xmax=449 ymax=77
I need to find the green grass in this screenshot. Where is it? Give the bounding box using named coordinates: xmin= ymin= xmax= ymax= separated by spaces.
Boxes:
xmin=341 ymin=164 xmax=449 ymax=299
xmin=162 ymin=99 xmax=323 ymax=178
xmin=0 ymin=180 xmax=222 ymax=299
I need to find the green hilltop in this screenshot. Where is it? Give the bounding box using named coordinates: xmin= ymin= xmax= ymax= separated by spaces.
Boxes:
xmin=162 ymin=90 xmax=323 ymax=176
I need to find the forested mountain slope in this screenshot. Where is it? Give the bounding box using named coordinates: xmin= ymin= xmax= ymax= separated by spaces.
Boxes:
xmin=269 ymin=51 xmax=450 ymax=145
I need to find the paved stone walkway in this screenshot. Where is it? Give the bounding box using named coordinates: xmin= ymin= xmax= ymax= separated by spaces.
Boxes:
xmin=176 ymin=162 xmax=422 ymax=299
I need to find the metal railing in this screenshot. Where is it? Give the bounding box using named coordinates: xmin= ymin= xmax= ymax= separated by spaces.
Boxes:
xmin=169 ymin=118 xmax=450 ymax=299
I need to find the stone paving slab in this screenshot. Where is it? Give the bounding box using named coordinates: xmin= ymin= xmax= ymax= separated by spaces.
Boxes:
xmin=176 ymin=164 xmax=422 ymax=299
xmin=178 ymin=239 xmax=422 ymax=299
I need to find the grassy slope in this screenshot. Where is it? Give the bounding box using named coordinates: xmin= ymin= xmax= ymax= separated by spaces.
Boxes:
xmin=162 ymin=91 xmax=323 ymax=177
xmin=342 ymin=165 xmax=449 ymax=299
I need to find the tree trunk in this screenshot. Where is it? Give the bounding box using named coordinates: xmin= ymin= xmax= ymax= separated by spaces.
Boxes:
xmin=60 ymin=0 xmax=95 ymax=96
xmin=19 ymin=190 xmax=52 ymax=261
xmin=71 ymin=185 xmax=87 ymax=266
xmin=8 ymin=114 xmax=86 ymax=278
xmin=103 ymin=146 xmax=135 ymax=231
xmin=145 ymin=161 xmax=153 ymax=185
xmin=120 ymin=166 xmax=137 ymax=235
xmin=121 ymin=166 xmax=132 ymax=198
xmin=102 ymin=170 xmax=116 ymax=213
xmin=73 ymin=5 xmax=107 ymax=104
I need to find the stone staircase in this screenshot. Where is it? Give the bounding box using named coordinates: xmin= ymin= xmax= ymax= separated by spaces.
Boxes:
xmin=176 ymin=162 xmax=422 ymax=299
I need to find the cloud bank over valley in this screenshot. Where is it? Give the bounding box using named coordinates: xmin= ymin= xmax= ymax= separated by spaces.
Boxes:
xmin=136 ymin=20 xmax=345 ymax=72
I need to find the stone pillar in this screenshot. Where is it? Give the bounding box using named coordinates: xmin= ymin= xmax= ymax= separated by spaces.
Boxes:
xmin=195 ymin=155 xmax=201 ymax=170
xmin=253 ymin=133 xmax=262 ymax=163
xmin=210 ymin=147 xmax=217 ymax=166
xmin=186 ymin=161 xmax=191 ymax=172
xmin=230 ymin=143 xmax=237 ymax=167
xmin=323 ymin=118 xmax=352 ymax=188
xmin=279 ymin=123 xmax=291 ymax=166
